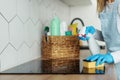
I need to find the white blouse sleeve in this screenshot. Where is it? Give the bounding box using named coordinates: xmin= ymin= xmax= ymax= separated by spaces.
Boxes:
xmin=111 ymin=51 xmax=120 ymax=64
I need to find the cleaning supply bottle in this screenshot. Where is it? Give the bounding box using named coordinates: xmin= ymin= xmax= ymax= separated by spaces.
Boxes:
xmin=50 ymin=16 xmax=60 ymax=36
xmin=87 ymin=35 xmax=100 ymax=55
xmin=60 ymin=21 xmax=68 ymax=36
xmin=69 ymin=23 xmax=78 ymax=36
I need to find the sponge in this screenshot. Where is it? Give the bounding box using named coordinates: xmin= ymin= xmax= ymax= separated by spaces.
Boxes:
xmin=83 ymin=67 xmax=104 ymax=73
xmin=83 ymin=67 xmax=96 ymax=73
xmin=83 ymin=60 xmax=104 ymax=68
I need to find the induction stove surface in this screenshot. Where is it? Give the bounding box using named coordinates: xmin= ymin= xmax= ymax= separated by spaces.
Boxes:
xmin=1 ymin=58 xmax=105 ymax=74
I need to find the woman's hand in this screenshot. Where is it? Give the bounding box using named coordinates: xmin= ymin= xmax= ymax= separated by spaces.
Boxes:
xmin=86 ymin=52 xmax=114 ymax=66
xmin=79 ymin=26 xmax=96 ymax=41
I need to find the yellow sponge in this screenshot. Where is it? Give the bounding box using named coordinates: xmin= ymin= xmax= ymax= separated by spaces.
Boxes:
xmin=83 ymin=60 xmax=104 ymax=68
xmin=83 ymin=67 xmax=104 ymax=73
xmin=83 ymin=68 xmax=96 ymax=73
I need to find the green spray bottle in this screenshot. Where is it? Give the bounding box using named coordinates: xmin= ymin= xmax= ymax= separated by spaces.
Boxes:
xmin=50 ymin=16 xmax=60 ymax=36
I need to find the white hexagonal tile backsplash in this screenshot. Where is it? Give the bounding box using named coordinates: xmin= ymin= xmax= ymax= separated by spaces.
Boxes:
xmin=35 ymin=21 xmax=42 ymax=44
xmin=0 ymin=0 xmax=16 ymax=22
xmin=17 ymin=0 xmax=30 ymax=23
xmin=30 ymin=0 xmax=40 ymax=24
xmin=0 ymin=15 xmax=9 ymax=53
xmin=24 ymin=19 xmax=35 ymax=47
xmin=0 ymin=0 xmax=69 ymax=71
xmin=9 ymin=16 xmax=24 ymax=49
xmin=0 ymin=44 xmax=18 ymax=71
xmin=17 ymin=43 xmax=30 ymax=66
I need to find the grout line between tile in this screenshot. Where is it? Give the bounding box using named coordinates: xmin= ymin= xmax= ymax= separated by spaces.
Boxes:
xmin=16 ymin=15 xmax=24 ymax=24
xmin=8 ymin=15 xmax=17 ymax=23
xmin=24 ymin=17 xmax=31 ymax=24
xmin=0 ymin=12 xmax=9 ymax=23
xmin=0 ymin=41 xmax=40 ymax=55
xmin=0 ymin=43 xmax=9 ymax=55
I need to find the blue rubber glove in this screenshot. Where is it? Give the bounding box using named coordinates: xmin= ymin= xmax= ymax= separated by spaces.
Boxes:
xmin=86 ymin=26 xmax=96 ymax=35
xmin=86 ymin=52 xmax=114 ymax=66
xmin=79 ymin=36 xmax=90 ymax=41
xmin=96 ymin=69 xmax=104 ymax=74
xmin=79 ymin=26 xmax=96 ymax=41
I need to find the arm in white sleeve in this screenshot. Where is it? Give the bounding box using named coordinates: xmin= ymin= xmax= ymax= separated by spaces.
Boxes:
xmin=87 ymin=35 xmax=101 ymax=55
xmin=111 ymin=51 xmax=120 ymax=64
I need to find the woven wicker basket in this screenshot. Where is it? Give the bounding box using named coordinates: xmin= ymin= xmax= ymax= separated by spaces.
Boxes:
xmin=41 ymin=36 xmax=80 ymax=73
xmin=42 ymin=36 xmax=80 ymax=59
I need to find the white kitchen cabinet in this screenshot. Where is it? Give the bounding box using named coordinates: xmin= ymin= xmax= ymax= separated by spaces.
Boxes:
xmin=60 ymin=0 xmax=92 ymax=6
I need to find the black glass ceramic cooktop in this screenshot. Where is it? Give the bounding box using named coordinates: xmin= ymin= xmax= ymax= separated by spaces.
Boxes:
xmin=1 ymin=58 xmax=105 ymax=74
